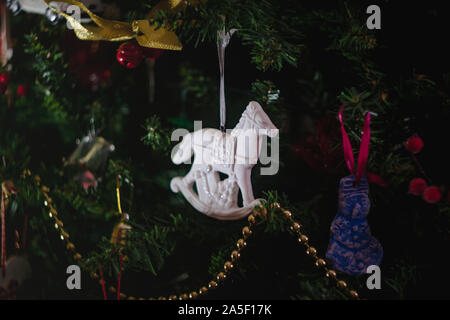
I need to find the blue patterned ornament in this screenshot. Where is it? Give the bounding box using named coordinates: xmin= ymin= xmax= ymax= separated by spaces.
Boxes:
xmin=326 ymin=174 xmax=383 ymax=275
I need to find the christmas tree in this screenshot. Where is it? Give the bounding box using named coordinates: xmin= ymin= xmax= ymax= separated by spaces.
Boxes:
xmin=0 ymin=0 xmax=448 ymax=300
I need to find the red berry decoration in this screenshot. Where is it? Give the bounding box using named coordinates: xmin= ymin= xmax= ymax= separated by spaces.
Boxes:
xmin=408 ymin=178 xmax=427 ymax=196
xmin=405 ymin=135 xmax=424 ymax=154
xmin=116 ymin=42 xmax=144 ymax=69
xmin=17 ymin=84 xmax=28 ymax=98
xmin=422 ymin=186 xmax=442 ymax=204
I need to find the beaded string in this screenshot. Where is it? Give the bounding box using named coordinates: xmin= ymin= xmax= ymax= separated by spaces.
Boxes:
xmin=30 ymin=172 xmax=360 ymax=300
xmin=271 ymin=203 xmax=360 ymax=299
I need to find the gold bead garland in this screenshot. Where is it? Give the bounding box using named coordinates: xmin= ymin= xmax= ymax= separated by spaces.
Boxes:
xmin=35 ymin=175 xmax=252 ymax=300
xmin=31 ymin=171 xmax=360 ymax=300
xmin=274 ymin=204 xmax=360 ymax=300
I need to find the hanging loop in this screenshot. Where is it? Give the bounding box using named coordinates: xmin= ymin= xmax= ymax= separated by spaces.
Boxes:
xmin=338 ymin=104 xmax=371 ymax=185
xmin=217 ymin=16 xmax=237 ymax=132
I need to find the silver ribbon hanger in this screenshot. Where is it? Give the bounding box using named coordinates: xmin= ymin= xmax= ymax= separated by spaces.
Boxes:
xmin=217 ymin=17 xmax=237 ymax=132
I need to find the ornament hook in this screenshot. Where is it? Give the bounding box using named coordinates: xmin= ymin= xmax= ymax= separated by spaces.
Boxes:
xmin=217 ymin=16 xmax=237 ymax=132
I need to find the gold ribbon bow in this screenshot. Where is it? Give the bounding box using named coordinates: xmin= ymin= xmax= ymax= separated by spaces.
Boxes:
xmin=43 ymin=0 xmax=201 ymax=50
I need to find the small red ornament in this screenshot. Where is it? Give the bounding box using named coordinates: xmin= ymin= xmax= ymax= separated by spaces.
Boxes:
xmin=0 ymin=72 xmax=10 ymax=94
xmin=408 ymin=178 xmax=427 ymax=196
xmin=405 ymin=135 xmax=424 ymax=154
xmin=17 ymin=84 xmax=28 ymax=98
xmin=0 ymin=72 xmax=10 ymax=85
xmin=422 ymin=186 xmax=442 ymax=204
xmin=116 ymin=42 xmax=144 ymax=69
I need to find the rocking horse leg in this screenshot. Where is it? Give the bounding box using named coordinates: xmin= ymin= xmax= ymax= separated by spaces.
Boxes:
xmin=170 ymin=163 xmax=199 ymax=193
xmin=236 ymin=166 xmax=255 ymax=207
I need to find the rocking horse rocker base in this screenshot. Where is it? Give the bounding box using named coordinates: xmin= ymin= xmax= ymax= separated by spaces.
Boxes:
xmin=170 ymin=176 xmax=262 ymax=220
xmin=170 ymin=101 xmax=278 ymax=221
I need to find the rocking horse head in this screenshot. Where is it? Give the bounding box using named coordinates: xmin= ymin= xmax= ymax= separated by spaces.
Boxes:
xmin=232 ymin=101 xmax=279 ymax=138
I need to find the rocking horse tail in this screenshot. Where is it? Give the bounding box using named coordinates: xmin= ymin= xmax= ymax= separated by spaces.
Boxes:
xmin=171 ymin=133 xmax=193 ymax=165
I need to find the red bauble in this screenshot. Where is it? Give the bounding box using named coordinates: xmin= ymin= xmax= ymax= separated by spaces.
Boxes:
xmin=405 ymin=135 xmax=424 ymax=154
xmin=142 ymin=47 xmax=164 ymax=61
xmin=422 ymin=186 xmax=442 ymax=204
xmin=17 ymin=84 xmax=28 ymax=98
xmin=116 ymin=42 xmax=144 ymax=68
xmin=408 ymin=178 xmax=427 ymax=196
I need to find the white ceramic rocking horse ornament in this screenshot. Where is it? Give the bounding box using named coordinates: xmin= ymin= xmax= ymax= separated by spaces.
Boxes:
xmin=170 ymin=101 xmax=279 ymax=220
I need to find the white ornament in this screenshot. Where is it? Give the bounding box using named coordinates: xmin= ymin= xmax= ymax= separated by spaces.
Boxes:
xmin=170 ymin=101 xmax=278 ymax=220
xmin=1 ymin=2 xmax=13 ymax=66
xmin=7 ymin=0 xmax=105 ymax=24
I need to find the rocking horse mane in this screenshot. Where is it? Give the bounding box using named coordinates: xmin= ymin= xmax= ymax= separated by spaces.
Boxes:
xmin=230 ymin=101 xmax=262 ymax=136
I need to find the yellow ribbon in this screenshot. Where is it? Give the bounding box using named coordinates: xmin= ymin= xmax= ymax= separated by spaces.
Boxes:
xmin=43 ymin=0 xmax=200 ymax=50
xmin=111 ymin=176 xmax=132 ymax=245
xmin=116 ymin=176 xmax=122 ymax=216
